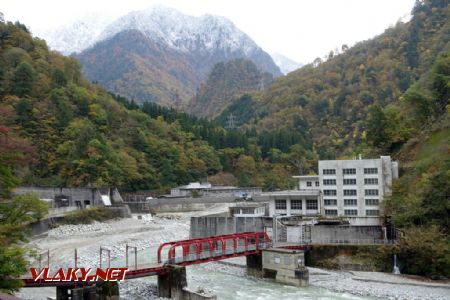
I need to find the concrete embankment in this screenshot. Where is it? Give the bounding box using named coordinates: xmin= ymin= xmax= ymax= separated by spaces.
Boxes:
xmin=28 ymin=205 xmax=131 ymax=236
xmin=305 ymin=244 xmax=395 ymax=272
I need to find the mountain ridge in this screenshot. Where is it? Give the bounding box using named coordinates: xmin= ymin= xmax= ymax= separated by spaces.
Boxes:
xmin=187 ymin=58 xmax=272 ymax=117
xmin=69 ymin=6 xmax=281 ymax=106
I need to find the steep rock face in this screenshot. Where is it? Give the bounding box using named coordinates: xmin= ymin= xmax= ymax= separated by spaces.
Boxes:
xmin=187 ymin=59 xmax=272 ymax=117
xmin=77 ymin=30 xmax=198 ymax=106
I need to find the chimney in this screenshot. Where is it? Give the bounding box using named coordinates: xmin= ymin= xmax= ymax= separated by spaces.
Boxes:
xmin=359 ymin=154 xmax=362 ymax=160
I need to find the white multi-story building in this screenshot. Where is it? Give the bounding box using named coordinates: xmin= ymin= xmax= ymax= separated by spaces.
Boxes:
xmin=267 ymin=156 xmax=399 ymax=226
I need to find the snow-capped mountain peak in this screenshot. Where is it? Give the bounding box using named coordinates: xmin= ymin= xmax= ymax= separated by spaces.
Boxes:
xmin=35 ymin=13 xmax=113 ymax=55
xmin=271 ymin=53 xmax=303 ymax=74
xmin=98 ymin=6 xmax=258 ymax=55
xmin=35 ymin=6 xmax=280 ymax=76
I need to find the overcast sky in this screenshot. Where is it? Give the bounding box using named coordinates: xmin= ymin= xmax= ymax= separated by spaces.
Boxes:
xmin=2 ymin=0 xmax=416 ymax=63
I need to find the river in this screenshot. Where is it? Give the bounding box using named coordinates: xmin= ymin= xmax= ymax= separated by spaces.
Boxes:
xmin=16 ymin=213 xmax=449 ymax=300
xmin=113 ymin=245 xmax=374 ymax=300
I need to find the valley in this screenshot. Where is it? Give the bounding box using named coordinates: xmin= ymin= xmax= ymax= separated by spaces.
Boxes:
xmin=0 ymin=0 xmax=449 ymax=299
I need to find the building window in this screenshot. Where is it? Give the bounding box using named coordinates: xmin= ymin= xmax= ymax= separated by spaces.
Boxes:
xmin=323 ymin=169 xmax=336 ymax=175
xmin=343 ymin=189 xmax=357 ymax=196
xmin=344 ymin=199 xmax=357 ymax=206
xmin=315 ymin=181 xmax=320 ymax=187
xmin=307 ymin=181 xmax=312 ymax=187
xmin=291 ymin=200 xmax=302 ymax=210
xmin=324 ymin=199 xmax=337 ymax=206
xmin=343 ymin=178 xmax=357 ymax=185
xmin=365 ymin=199 xmax=379 ymax=206
xmin=365 ymin=189 xmax=379 ymax=196
xmin=364 ymin=168 xmax=378 ymax=174
xmin=364 ymin=178 xmax=378 ymax=185
xmin=323 ymin=179 xmax=336 ymax=185
xmin=323 ymin=190 xmax=337 ymax=196
xmin=242 ymin=208 xmax=254 ymax=214
xmin=366 ymin=209 xmax=380 ymax=216
xmin=344 ymin=209 xmax=358 ymax=216
xmin=306 ymin=200 xmax=318 ymax=210
xmin=275 ymin=200 xmax=286 ymax=210
xmin=343 ymin=168 xmax=356 ymax=175
xmin=325 ymin=209 xmax=337 ymax=216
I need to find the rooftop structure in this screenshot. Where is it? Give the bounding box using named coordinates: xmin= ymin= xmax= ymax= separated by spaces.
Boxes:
xmin=170 ymin=182 xmax=262 ymax=198
xmin=229 ymin=203 xmax=266 ymax=217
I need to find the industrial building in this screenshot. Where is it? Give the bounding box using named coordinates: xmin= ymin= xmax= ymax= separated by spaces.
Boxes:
xmin=267 ymin=156 xmax=399 ymax=226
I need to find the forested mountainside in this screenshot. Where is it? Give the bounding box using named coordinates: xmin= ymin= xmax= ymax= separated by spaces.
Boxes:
xmin=75 ymin=6 xmax=280 ymax=107
xmin=227 ymin=0 xmax=448 ymax=276
xmin=187 ymin=59 xmax=273 ymax=117
xmin=0 ymin=21 xmax=312 ymax=195
xmin=77 ymin=30 xmax=199 ymax=108
xmin=231 ymin=0 xmax=449 ymax=159
xmin=0 ymin=21 xmax=220 ymax=193
xmin=384 ymin=49 xmax=449 ymax=276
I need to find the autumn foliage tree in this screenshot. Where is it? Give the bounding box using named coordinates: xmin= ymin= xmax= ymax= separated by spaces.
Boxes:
xmin=0 ymin=105 xmax=48 ymax=292
xmin=0 ymin=105 xmax=33 ymax=197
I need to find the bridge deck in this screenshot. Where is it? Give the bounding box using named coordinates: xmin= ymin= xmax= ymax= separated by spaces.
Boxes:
xmin=22 ymin=232 xmax=270 ymax=287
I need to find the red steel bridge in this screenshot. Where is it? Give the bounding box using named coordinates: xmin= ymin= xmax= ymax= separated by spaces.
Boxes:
xmin=23 ymin=231 xmax=270 ymax=287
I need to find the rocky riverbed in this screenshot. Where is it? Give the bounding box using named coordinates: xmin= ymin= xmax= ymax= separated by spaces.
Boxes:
xmin=16 ymin=207 xmax=450 ymax=300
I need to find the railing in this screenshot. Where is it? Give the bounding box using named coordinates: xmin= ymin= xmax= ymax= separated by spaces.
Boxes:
xmin=160 ymin=232 xmax=270 ymax=265
xmin=309 ymin=239 xmax=397 ymax=245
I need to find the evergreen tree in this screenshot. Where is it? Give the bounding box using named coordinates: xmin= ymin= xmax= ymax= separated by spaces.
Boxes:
xmin=51 ymin=68 xmax=68 ymax=87
xmin=366 ymin=105 xmax=389 ymax=149
xmin=13 ymin=61 xmax=34 ymax=96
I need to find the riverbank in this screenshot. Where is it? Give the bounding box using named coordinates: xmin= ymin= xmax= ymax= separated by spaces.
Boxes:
xmin=16 ymin=207 xmax=450 ymax=300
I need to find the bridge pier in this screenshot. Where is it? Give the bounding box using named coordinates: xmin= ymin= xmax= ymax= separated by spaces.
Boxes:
xmin=56 ymin=286 xmax=70 ymax=300
xmin=261 ymin=248 xmax=309 ymax=287
xmin=157 ymin=265 xmax=217 ymax=299
xmin=158 ymin=265 xmax=187 ymax=299
xmin=246 ymin=253 xmax=263 ymax=277
xmin=56 ymin=282 xmax=118 ymax=300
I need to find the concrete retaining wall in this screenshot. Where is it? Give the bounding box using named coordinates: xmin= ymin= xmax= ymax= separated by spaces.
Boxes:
xmin=127 ymin=202 xmax=219 ymax=213
xmin=27 ymin=206 xmax=131 ymax=236
xmin=310 ymin=225 xmax=383 ymax=243
xmin=124 ymin=195 xmax=269 ymax=213
xmin=190 ymin=217 xmax=265 ymax=238
xmin=13 ymin=186 xmax=124 ymax=207
xmin=29 ymin=217 xmax=62 ymax=236
xmin=13 ymin=187 xmax=103 ymax=206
